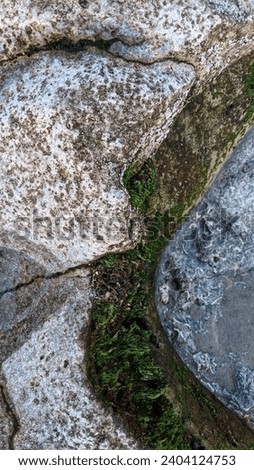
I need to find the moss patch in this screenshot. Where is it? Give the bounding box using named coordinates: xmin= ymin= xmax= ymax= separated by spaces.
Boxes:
xmin=88 ymin=163 xmax=189 ymax=449
xmin=123 ymin=160 xmax=157 ymax=214
xmin=245 ymin=63 xmax=254 ymax=121
xmin=151 ymin=54 xmax=254 ymax=216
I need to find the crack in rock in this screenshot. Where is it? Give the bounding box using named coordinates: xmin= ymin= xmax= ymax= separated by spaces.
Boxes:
xmin=0 ymin=37 xmax=121 ymax=67
xmin=0 ymin=249 xmax=137 ymax=449
xmin=0 ymin=1 xmax=253 ymax=80
xmin=0 ymin=261 xmax=91 ymax=299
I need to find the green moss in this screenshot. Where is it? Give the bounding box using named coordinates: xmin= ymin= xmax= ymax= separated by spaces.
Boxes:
xmin=87 ymin=119 xmax=246 ymax=449
xmin=151 ymin=55 xmax=254 ymax=219
xmin=170 ymin=203 xmax=185 ymax=218
xmin=198 ymin=394 xmax=218 ymax=419
xmin=123 ymin=161 xmax=157 ymax=214
xmin=88 ymin=161 xmax=189 ymax=449
xmin=226 ymin=131 xmax=237 ymax=143
xmin=89 ymin=290 xmax=189 ymax=449
xmin=101 ymin=254 xmax=118 ymax=268
xmin=245 ymin=63 xmax=254 ymax=121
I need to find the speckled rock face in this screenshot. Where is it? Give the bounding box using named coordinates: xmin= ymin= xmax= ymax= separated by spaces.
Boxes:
xmin=1 ymin=0 xmax=254 ymax=452
xmin=0 ymin=388 xmax=14 ymax=450
xmin=0 ymin=1 xmax=253 ymax=81
xmin=0 ymin=49 xmax=194 ymax=272
xmin=1 ymin=268 xmax=137 ymax=449
xmin=155 ymin=127 xmax=254 ymax=428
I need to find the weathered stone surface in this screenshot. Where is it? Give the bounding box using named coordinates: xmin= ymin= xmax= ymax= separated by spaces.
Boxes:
xmin=109 ymin=0 xmax=254 ymax=76
xmin=0 ymin=386 xmax=14 ymax=450
xmin=150 ymin=52 xmax=254 ymax=217
xmin=1 ymin=269 xmax=136 ymax=449
xmin=0 ymin=1 xmax=253 ymax=82
xmin=0 ymin=49 xmax=194 ymax=272
xmin=155 ymin=127 xmax=254 ymax=428
xmin=0 ymin=0 xmax=254 ymax=451
xmin=0 ymin=12 xmax=195 ymax=450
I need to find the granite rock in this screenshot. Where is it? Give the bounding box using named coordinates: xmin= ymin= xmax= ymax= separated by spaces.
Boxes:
xmin=1 ymin=0 xmax=254 ymax=450
xmin=0 ymin=386 xmax=14 ymax=450
xmin=0 ymin=1 xmax=253 ymax=83
xmin=0 ymin=49 xmax=194 ymax=272
xmin=1 ymin=268 xmax=136 ymax=449
xmin=0 ymin=16 xmax=195 ymax=449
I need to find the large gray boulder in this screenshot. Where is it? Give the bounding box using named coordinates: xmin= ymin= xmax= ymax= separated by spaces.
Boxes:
xmin=156 ymin=127 xmax=254 ymax=428
xmin=1 ymin=269 xmax=136 ymax=449
xmin=0 ymin=49 xmax=194 ymax=272
xmin=0 ymin=44 xmax=195 ymax=450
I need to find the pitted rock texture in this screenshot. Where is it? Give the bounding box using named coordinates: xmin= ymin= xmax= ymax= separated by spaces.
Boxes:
xmin=0 ymin=386 xmax=14 ymax=449
xmin=1 ymin=0 xmax=254 ymax=452
xmin=156 ymin=127 xmax=254 ymax=428
xmin=0 ymin=48 xmax=194 ymax=272
xmin=0 ymin=1 xmax=254 ymax=82
xmin=1 ymin=268 xmax=136 ymax=449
